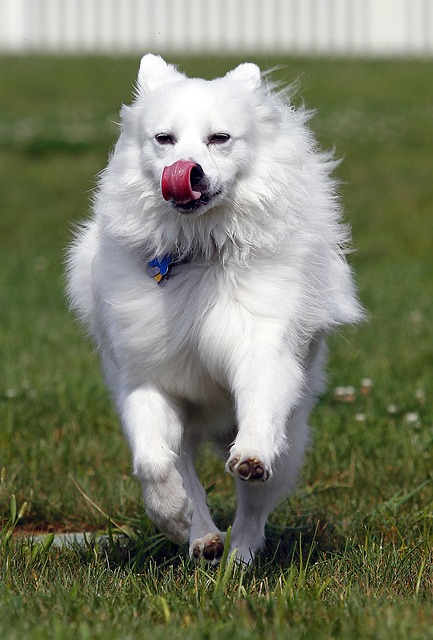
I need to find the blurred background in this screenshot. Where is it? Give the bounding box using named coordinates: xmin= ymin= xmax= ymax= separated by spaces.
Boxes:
xmin=1 ymin=0 xmax=433 ymax=56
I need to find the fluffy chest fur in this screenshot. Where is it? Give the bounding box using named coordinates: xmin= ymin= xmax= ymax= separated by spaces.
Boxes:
xmin=93 ymin=237 xmax=309 ymax=402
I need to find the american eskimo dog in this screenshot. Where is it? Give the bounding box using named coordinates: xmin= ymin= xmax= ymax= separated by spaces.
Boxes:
xmin=67 ymin=54 xmax=363 ymax=564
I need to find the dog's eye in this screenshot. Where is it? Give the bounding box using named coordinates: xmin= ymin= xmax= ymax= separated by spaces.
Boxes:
xmin=155 ymin=133 xmax=176 ymax=145
xmin=208 ymin=133 xmax=231 ymax=145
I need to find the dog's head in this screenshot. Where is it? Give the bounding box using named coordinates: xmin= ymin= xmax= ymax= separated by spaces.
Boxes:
xmin=101 ymin=55 xmax=317 ymax=259
xmin=119 ymin=54 xmax=278 ymax=218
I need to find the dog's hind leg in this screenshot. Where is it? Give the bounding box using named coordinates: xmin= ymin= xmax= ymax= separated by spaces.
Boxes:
xmin=230 ymin=412 xmax=310 ymax=563
xmin=177 ymin=443 xmax=226 ymax=565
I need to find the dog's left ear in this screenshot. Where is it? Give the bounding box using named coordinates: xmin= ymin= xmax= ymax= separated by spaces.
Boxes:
xmin=225 ymin=63 xmax=261 ymax=91
xmin=136 ymin=53 xmax=185 ymax=95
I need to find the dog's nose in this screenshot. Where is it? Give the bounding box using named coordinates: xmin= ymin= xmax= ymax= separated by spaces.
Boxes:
xmin=190 ymin=163 xmax=205 ymax=191
xmin=161 ymin=160 xmax=202 ymax=204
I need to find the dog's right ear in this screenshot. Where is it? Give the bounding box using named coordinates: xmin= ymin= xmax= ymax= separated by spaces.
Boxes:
xmin=225 ymin=63 xmax=262 ymax=91
xmin=135 ymin=54 xmax=185 ymax=95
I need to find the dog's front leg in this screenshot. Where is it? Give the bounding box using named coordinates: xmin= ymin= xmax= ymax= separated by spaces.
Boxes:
xmin=226 ymin=341 xmax=305 ymax=483
xmin=120 ymin=386 xmax=192 ymax=543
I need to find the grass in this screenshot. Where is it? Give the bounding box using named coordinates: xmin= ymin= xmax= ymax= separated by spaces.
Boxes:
xmin=0 ymin=55 xmax=432 ymax=638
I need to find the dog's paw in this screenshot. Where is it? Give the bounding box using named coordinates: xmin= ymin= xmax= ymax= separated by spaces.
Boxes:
xmin=226 ymin=452 xmax=270 ymax=482
xmin=190 ymin=532 xmax=226 ymax=565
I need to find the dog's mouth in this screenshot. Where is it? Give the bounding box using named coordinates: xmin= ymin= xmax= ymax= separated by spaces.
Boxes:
xmin=161 ymin=160 xmax=220 ymax=214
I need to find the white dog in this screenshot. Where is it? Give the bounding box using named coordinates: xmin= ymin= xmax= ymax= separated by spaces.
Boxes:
xmin=67 ymin=54 xmax=363 ymax=564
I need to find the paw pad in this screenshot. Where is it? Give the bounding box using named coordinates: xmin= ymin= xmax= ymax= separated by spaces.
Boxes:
xmin=191 ymin=533 xmax=225 ymax=565
xmin=228 ymin=455 xmax=270 ymax=482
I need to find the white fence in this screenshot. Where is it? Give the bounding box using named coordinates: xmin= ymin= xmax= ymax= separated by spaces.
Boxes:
xmin=1 ymin=0 xmax=433 ymax=56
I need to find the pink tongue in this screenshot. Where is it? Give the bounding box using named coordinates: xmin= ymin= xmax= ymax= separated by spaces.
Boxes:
xmin=161 ymin=160 xmax=202 ymax=204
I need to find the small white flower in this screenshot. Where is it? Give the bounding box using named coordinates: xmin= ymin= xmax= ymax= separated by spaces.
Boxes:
xmin=360 ymin=378 xmax=373 ymax=394
xmin=409 ymin=310 xmax=422 ymax=325
xmin=414 ymin=389 xmax=425 ymax=404
xmin=387 ymin=403 xmax=398 ymax=415
xmin=404 ymin=412 xmax=419 ymax=425
xmin=355 ymin=413 xmax=366 ymax=422
xmin=334 ymin=386 xmax=355 ymax=402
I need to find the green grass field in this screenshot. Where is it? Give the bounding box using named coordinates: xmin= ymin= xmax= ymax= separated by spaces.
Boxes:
xmin=1 ymin=56 xmax=432 ymax=639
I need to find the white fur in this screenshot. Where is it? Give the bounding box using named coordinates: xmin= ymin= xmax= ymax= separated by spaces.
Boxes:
xmin=67 ymin=54 xmax=363 ymax=564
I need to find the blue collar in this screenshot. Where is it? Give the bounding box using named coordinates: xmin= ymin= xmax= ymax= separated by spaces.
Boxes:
xmin=147 ymin=252 xmax=193 ymax=285
xmin=147 ymin=254 xmax=176 ymax=285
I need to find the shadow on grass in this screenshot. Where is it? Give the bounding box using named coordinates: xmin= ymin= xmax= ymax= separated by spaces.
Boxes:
xmin=75 ymin=507 xmax=343 ymax=575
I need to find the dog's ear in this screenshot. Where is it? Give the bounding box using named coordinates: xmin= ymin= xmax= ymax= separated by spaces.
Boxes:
xmin=225 ymin=63 xmax=261 ymax=91
xmin=136 ymin=54 xmax=185 ymax=95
